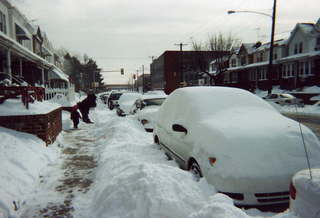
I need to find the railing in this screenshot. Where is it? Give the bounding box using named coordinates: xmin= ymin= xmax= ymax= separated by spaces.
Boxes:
xmin=0 ymin=86 xmax=45 ymax=109
xmin=44 ymin=84 xmax=75 ymax=102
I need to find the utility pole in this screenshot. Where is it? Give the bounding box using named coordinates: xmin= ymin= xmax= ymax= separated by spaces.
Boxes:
xmin=267 ymin=0 xmax=277 ymax=94
xmin=142 ymin=65 xmax=144 ymax=94
xmin=174 ymin=43 xmax=188 ymax=86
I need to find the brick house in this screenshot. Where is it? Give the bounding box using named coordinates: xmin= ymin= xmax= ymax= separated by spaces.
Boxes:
xmin=223 ymin=18 xmax=320 ymax=92
xmin=150 ymin=50 xmax=222 ymax=94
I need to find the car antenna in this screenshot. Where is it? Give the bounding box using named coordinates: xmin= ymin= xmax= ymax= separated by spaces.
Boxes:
xmin=294 ymin=101 xmax=313 ymax=180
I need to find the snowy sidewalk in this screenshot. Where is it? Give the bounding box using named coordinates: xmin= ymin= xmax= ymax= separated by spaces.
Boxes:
xmin=20 ymin=121 xmax=100 ymax=217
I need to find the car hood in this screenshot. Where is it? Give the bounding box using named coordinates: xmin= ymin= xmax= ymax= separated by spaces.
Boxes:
xmin=119 ymin=101 xmax=135 ymax=114
xmin=183 ymin=108 xmax=320 ymax=192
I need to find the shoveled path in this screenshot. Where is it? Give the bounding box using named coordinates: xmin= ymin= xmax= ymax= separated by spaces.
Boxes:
xmin=20 ymin=125 xmax=99 ymax=218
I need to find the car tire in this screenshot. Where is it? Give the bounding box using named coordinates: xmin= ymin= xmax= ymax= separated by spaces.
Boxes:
xmin=189 ymin=160 xmax=202 ymax=181
xmin=108 ymin=102 xmax=114 ymax=110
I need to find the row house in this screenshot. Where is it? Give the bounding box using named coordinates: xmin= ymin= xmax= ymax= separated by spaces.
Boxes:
xmin=223 ymin=18 xmax=320 ymax=92
xmin=0 ymin=0 xmax=70 ymax=95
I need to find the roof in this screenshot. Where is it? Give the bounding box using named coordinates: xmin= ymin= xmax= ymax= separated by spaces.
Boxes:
xmin=49 ymin=67 xmax=69 ymax=81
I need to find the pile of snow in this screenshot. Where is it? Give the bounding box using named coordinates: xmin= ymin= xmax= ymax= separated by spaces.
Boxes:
xmin=290 ymin=168 xmax=320 ymax=218
xmin=0 ymin=127 xmax=59 ymax=218
xmin=48 ymin=93 xmax=74 ymax=107
xmin=0 ymin=99 xmax=60 ymax=116
xmin=118 ymin=92 xmax=142 ymax=114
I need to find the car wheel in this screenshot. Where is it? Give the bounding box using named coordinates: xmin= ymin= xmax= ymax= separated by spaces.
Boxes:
xmin=189 ymin=160 xmax=202 ymax=181
xmin=109 ymin=102 xmax=114 ymax=110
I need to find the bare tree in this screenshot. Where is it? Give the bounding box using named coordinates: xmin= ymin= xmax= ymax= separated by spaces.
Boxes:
xmin=191 ymin=33 xmax=241 ymax=85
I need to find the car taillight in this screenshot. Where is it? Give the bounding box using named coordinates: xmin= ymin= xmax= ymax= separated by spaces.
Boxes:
xmin=289 ymin=182 xmax=296 ymax=200
xmin=208 ymin=157 xmax=216 ymax=166
xmin=141 ymin=119 xmax=149 ymax=125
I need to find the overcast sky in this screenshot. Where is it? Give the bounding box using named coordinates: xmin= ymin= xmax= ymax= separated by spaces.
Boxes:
xmin=11 ymin=0 xmax=320 ymax=84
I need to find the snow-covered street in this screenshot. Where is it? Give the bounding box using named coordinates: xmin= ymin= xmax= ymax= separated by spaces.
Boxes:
xmin=0 ymin=101 xmax=304 ymax=218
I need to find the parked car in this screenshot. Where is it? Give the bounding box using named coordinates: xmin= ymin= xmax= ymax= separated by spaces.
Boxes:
xmin=289 ymin=168 xmax=320 ymax=218
xmin=99 ymin=92 xmax=111 ymax=104
xmin=153 ymin=87 xmax=320 ymax=207
xmin=133 ymin=94 xmax=167 ymax=132
xmin=263 ymin=93 xmax=303 ymax=106
xmin=107 ymin=91 xmax=124 ymax=110
xmin=116 ymin=92 xmax=142 ymax=116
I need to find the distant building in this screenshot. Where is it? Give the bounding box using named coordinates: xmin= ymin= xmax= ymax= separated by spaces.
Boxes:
xmin=150 ymin=50 xmax=223 ymax=94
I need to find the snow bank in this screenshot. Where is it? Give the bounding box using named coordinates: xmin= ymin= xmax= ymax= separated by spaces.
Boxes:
xmin=291 ymin=168 xmax=320 ymax=218
xmin=0 ymin=99 xmax=60 ymax=116
xmin=72 ymin=110 xmax=218 ymax=218
xmin=187 ymin=194 xmax=250 ymax=218
xmin=0 ymin=127 xmax=59 ymax=218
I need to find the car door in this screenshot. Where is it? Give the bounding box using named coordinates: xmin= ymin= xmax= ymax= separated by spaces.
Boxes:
xmin=167 ymin=122 xmax=191 ymax=168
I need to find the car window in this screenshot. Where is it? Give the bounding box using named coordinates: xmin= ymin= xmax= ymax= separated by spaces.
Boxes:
xmin=143 ymin=98 xmax=165 ymax=106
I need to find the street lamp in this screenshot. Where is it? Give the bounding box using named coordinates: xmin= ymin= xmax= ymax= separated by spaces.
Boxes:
xmin=228 ymin=0 xmax=277 ymax=94
xmin=227 ymin=10 xmax=272 ymax=18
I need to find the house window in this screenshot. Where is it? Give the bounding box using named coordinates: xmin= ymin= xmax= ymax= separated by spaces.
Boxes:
xmin=231 ymin=59 xmax=236 ymax=67
xmin=282 ymin=65 xmax=287 ymax=78
xmin=0 ymin=11 xmax=6 ymax=34
xmin=299 ymin=62 xmax=304 ymax=75
xmin=294 ymin=44 xmax=298 ymax=54
xmin=274 ymin=53 xmax=278 ymax=60
xmin=259 ymin=68 xmax=267 ymax=80
xmin=317 ymin=37 xmax=320 ymax=46
xmin=299 ymin=42 xmax=303 ymax=53
xmin=241 ymin=56 xmax=246 ymax=66
xmin=305 ymin=61 xmax=309 ymax=75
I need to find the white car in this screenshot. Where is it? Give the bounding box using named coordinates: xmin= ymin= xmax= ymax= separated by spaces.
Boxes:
xmin=116 ymin=92 xmax=142 ymax=116
xmin=133 ymin=94 xmax=167 ymax=132
xmin=263 ymin=93 xmax=303 ymax=106
xmin=290 ymin=168 xmax=320 ymax=218
xmin=153 ymin=87 xmax=320 ymax=207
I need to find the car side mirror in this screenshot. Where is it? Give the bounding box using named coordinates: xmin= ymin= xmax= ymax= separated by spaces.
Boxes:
xmin=172 ymin=124 xmax=188 ymax=134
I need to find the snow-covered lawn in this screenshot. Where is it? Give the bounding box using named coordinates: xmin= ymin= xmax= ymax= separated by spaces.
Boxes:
xmin=0 ymin=102 xmax=304 ymax=218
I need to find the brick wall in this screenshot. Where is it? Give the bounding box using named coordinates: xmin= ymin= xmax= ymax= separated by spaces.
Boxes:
xmin=0 ymin=108 xmax=62 ymax=145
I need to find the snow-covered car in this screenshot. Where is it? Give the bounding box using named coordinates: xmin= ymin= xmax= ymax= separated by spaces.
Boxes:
xmin=116 ymin=92 xmax=142 ymax=116
xmin=153 ymin=86 xmax=320 ymax=207
xmin=289 ymin=168 xmax=320 ymax=218
xmin=133 ymin=94 xmax=167 ymax=132
xmin=263 ymin=93 xmax=303 ymax=106
xmin=108 ymin=91 xmax=124 ymax=110
xmin=99 ymin=92 xmax=111 ymax=104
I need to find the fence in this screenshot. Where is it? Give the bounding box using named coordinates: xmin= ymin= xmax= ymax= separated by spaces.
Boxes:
xmin=0 ymin=86 xmax=45 ymax=109
xmin=44 ymin=84 xmax=75 ymax=102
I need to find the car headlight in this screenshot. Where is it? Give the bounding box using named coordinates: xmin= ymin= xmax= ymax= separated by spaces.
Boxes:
xmin=141 ymin=119 xmax=149 ymax=125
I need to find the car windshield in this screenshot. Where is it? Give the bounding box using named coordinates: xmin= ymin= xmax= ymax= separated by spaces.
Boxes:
xmin=143 ymin=98 xmax=165 ymax=106
xmin=111 ymin=93 xmax=123 ymax=100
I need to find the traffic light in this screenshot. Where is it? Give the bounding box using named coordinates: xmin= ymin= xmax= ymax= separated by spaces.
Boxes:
xmin=120 ymin=68 xmax=124 ymax=75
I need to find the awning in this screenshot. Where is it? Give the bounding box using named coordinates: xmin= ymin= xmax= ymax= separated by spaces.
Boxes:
xmin=42 ymin=46 xmax=53 ymax=57
xmin=15 ymin=24 xmax=30 ymax=40
xmin=49 ymin=67 xmax=69 ymax=82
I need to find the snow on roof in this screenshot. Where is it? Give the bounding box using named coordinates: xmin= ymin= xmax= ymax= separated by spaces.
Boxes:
xmin=49 ymin=67 xmax=69 ymax=81
xmin=242 ymin=43 xmax=256 ymax=54
xmin=279 ymin=51 xmax=320 ymax=62
xmin=0 ymin=99 xmax=61 ymax=116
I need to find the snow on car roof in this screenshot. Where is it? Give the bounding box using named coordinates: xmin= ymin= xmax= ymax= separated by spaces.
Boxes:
xmin=163 ymin=86 xmax=277 ymax=120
